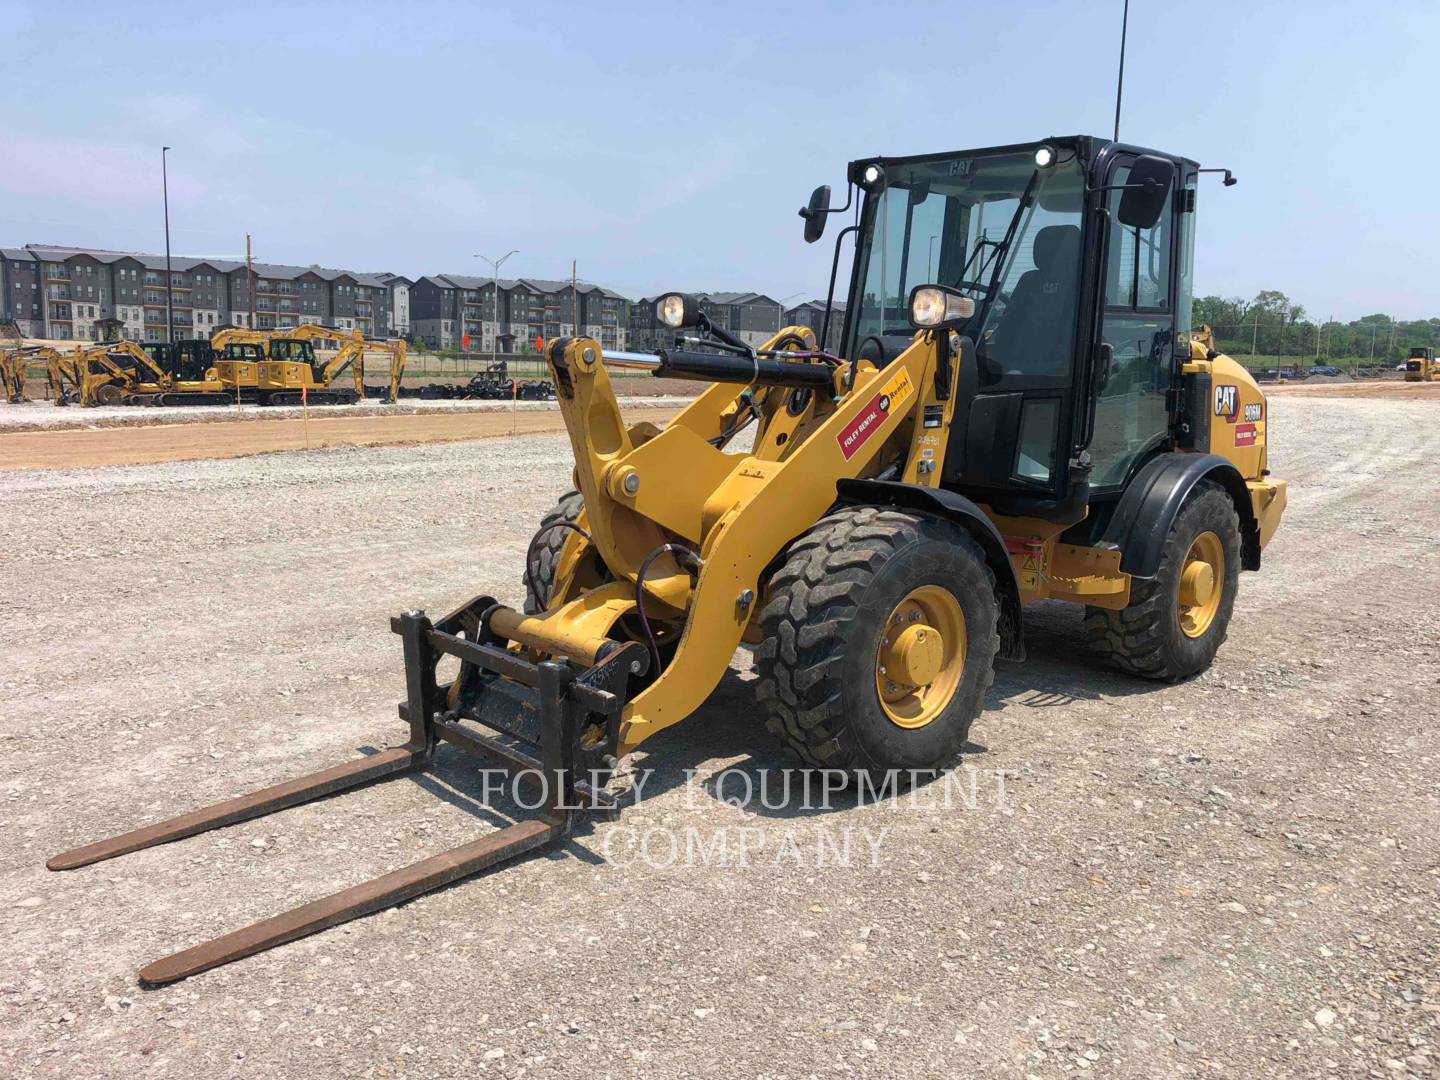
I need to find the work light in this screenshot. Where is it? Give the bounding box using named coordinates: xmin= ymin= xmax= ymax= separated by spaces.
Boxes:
xmin=909 ymin=285 xmax=976 ymax=330
xmin=656 ymin=292 xmax=699 ymax=329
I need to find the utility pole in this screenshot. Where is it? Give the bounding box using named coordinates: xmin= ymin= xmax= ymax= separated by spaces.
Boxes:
xmin=245 ymin=233 xmax=256 ymax=328
xmin=1250 ymin=309 xmax=1259 ymax=358
xmin=162 ymin=146 xmax=174 ymax=344
xmin=927 ymin=235 xmax=939 ymax=282
xmin=474 ymin=249 xmax=518 ymax=355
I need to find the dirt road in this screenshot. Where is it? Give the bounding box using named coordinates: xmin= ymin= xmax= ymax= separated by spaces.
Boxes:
xmin=1267 ymin=380 xmax=1440 ymax=401
xmin=0 ymin=404 xmax=681 ymax=470
xmin=2 ymin=396 xmax=1438 ymax=1077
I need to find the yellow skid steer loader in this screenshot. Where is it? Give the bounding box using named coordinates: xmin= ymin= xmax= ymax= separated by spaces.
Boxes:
xmin=50 ymin=135 xmax=1286 ymax=986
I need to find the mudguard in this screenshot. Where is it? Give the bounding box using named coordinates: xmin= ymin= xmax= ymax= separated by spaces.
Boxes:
xmin=1100 ymin=452 xmax=1260 ymax=578
xmin=835 ymin=478 xmax=1025 ymax=661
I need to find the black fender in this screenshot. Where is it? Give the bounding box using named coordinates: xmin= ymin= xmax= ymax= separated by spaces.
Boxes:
xmin=1101 ymin=453 xmax=1260 ymax=579
xmin=835 ymin=479 xmax=1025 ymax=662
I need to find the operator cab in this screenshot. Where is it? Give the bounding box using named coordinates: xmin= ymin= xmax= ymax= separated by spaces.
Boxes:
xmin=833 ymin=136 xmax=1198 ymax=526
xmin=268 ymin=337 xmax=322 ymax=379
xmin=147 ymin=338 xmax=215 ymax=382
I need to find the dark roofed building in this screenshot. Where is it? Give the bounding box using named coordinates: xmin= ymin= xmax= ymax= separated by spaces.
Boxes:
xmin=695 ymin=291 xmax=783 ymax=348
xmin=784 ymin=299 xmax=845 ymax=349
xmin=412 ymin=274 xmax=631 ymax=352
xmin=0 ymin=244 xmax=392 ymax=341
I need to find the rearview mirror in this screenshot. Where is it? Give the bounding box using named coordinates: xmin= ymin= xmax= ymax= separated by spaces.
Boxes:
xmin=1117 ymin=154 xmax=1175 ymax=230
xmin=800 ymin=184 xmax=830 ymax=244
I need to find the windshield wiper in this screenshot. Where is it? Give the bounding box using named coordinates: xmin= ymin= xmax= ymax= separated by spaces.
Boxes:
xmin=973 ymin=170 xmax=1041 ymax=325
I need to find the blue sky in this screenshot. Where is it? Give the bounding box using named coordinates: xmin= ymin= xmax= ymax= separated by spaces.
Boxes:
xmin=2 ymin=0 xmax=1436 ymax=320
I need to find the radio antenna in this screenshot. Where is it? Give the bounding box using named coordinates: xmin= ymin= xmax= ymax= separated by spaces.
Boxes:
xmin=1113 ymin=0 xmax=1130 ymax=141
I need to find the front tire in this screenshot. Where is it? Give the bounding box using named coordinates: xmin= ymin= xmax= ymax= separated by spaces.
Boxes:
xmin=522 ymin=489 xmax=586 ymax=614
xmin=754 ymin=506 xmax=1000 ymax=782
xmin=1085 ymin=479 xmax=1242 ymax=680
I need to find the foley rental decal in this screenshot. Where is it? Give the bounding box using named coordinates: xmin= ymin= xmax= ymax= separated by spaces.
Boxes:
xmin=837 ymin=368 xmax=914 ymax=461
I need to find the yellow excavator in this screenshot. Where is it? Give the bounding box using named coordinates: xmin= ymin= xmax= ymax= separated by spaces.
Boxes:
xmin=49 ymin=135 xmax=1287 ymax=987
xmin=209 ymin=325 xmax=405 ymax=404
xmin=0 ymin=345 xmax=44 ymax=402
xmin=39 ymin=339 xmax=231 ymax=406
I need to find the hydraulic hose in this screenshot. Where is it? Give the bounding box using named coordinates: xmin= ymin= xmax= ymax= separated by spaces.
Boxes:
xmin=634 ymin=543 xmax=704 ymax=676
xmin=523 ymin=521 xmax=595 ymax=610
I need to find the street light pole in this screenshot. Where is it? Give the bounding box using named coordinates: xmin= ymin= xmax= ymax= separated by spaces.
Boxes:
xmin=777 ymin=291 xmax=804 ymax=336
xmin=162 ymin=146 xmax=174 ymax=344
xmin=474 ymin=249 xmax=519 ymax=354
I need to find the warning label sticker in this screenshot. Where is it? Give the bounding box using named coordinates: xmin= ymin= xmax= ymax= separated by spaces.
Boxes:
xmin=1234 ymin=422 xmax=1261 ymax=447
xmin=1020 ymin=554 xmax=1042 ymax=592
xmin=836 ymin=368 xmax=915 ymax=460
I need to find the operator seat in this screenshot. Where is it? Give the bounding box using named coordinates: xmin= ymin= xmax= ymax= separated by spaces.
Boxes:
xmin=986 ymin=223 xmax=1081 ymax=378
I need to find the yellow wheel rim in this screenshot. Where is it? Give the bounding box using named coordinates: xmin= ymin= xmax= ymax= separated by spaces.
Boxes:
xmin=875 ymin=585 xmax=967 ymax=729
xmin=1178 ymin=531 xmax=1224 ymax=638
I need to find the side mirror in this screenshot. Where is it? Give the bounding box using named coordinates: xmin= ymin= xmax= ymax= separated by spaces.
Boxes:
xmin=800 ymin=184 xmax=830 ymax=244
xmin=1117 ymin=154 xmax=1175 ymax=229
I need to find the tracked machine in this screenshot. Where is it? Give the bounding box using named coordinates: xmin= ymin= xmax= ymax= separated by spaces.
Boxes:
xmin=50 ymin=135 xmax=1287 ymax=986
xmin=39 ymin=339 xmax=232 ymax=406
xmin=1404 ymin=346 xmax=1437 ymax=382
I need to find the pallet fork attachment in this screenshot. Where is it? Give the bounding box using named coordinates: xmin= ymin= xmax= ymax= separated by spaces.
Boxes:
xmin=48 ymin=598 xmax=647 ymax=987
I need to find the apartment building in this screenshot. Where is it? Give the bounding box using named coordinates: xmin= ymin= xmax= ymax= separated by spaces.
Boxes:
xmin=696 ymin=292 xmax=784 ymax=348
xmin=0 ymin=244 xmax=391 ymax=341
xmin=783 ymin=299 xmax=845 ymax=349
xmin=380 ymin=274 xmax=413 ymax=339
xmin=624 ymin=291 xmax=786 ymax=353
xmin=410 ymin=275 xmax=628 ymax=352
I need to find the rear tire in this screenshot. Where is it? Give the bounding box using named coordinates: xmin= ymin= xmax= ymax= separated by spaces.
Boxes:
xmin=1084 ymin=479 xmax=1241 ymax=680
xmin=754 ymin=506 xmax=1000 ymax=782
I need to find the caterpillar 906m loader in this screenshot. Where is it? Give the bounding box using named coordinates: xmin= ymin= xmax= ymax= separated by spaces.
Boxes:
xmin=50 ymin=135 xmax=1287 ymax=986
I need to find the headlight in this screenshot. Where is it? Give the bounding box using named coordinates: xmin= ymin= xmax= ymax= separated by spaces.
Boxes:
xmin=1034 ymin=145 xmax=1056 ymax=168
xmin=908 ymin=285 xmax=976 ymax=330
xmin=656 ymin=292 xmax=699 ymax=329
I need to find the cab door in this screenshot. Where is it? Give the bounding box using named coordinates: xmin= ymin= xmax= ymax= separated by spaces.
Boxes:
xmin=941 ymin=169 xmax=1089 ymax=503
xmin=1088 ymin=155 xmax=1183 ymax=491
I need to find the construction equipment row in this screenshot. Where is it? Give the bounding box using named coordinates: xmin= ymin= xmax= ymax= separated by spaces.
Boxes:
xmin=0 ymin=325 xmax=407 ymax=407
xmin=51 ymin=133 xmax=1288 ymax=988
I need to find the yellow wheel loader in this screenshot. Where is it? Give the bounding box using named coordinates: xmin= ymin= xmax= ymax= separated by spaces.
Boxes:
xmin=50 ymin=135 xmax=1287 ymax=986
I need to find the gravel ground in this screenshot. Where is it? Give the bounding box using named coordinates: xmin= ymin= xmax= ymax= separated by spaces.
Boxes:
xmin=2 ymin=396 xmax=1438 ymax=1078
xmin=0 ymin=393 xmax=690 ymax=432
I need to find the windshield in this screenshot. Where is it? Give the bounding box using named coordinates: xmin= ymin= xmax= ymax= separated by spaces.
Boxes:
xmin=269 ymin=339 xmax=315 ymax=362
xmin=844 ymin=148 xmax=1086 ymax=380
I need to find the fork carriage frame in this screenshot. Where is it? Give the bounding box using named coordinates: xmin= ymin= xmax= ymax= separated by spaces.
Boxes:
xmin=48 ymin=597 xmax=648 ymax=986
